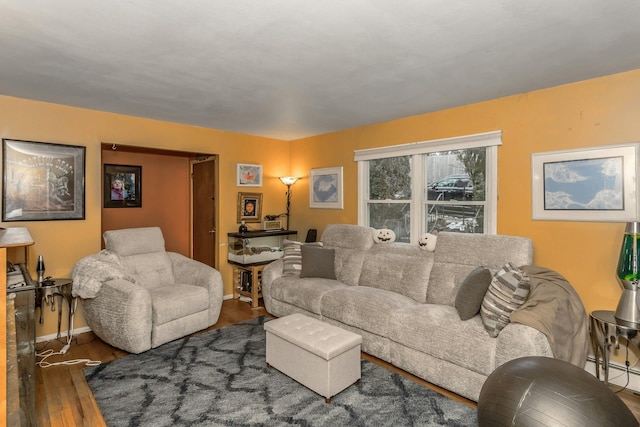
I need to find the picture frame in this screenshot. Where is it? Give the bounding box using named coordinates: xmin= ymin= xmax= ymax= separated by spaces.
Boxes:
xmin=310 ymin=166 xmax=343 ymax=209
xmin=2 ymin=138 xmax=86 ymax=221
xmin=103 ymin=164 xmax=142 ymax=208
xmin=237 ymin=163 xmax=263 ymax=187
xmin=237 ymin=192 xmax=263 ymax=223
xmin=531 ymin=144 xmax=638 ymax=221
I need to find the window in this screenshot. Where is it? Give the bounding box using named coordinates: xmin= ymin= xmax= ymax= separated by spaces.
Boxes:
xmin=356 ymin=131 xmax=501 ymax=242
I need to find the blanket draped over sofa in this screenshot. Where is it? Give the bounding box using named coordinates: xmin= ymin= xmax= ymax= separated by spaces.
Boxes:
xmin=262 ymin=224 xmax=588 ymax=402
xmin=512 ymin=265 xmax=589 ymax=367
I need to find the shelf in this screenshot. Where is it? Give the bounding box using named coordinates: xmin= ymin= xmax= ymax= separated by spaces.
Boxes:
xmin=227 ymin=229 xmax=298 ymax=238
xmin=232 ymin=264 xmax=265 ymax=309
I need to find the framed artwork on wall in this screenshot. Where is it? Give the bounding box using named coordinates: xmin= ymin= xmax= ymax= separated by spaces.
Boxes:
xmin=237 ymin=192 xmax=263 ymax=223
xmin=310 ymin=166 xmax=343 ymax=209
xmin=237 ymin=163 xmax=263 ymax=187
xmin=2 ymin=138 xmax=86 ymax=221
xmin=103 ymin=164 xmax=142 ymax=208
xmin=531 ymin=144 xmax=638 ymax=221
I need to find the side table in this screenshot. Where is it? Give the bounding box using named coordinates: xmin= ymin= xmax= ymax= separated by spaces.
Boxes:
xmin=230 ymin=263 xmax=265 ymax=309
xmin=590 ymin=310 xmax=640 ymax=384
xmin=36 ymin=278 xmax=77 ymax=340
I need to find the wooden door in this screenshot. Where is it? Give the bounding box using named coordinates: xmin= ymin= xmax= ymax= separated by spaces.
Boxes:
xmin=191 ymin=157 xmax=217 ymax=268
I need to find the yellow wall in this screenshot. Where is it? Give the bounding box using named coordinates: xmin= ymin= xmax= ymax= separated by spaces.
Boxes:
xmin=2 ymin=68 xmax=640 ymax=357
xmin=289 ymin=68 xmax=640 ymax=352
xmin=0 ymin=95 xmax=290 ymax=337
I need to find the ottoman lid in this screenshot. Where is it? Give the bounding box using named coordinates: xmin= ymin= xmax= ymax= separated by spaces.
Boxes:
xmin=265 ymin=313 xmax=362 ymax=360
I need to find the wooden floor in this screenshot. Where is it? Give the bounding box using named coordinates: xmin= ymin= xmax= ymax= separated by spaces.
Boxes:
xmin=35 ymin=299 xmax=640 ymax=426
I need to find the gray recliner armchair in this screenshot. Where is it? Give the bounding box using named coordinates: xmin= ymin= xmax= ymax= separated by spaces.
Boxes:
xmin=72 ymin=227 xmax=224 ymax=354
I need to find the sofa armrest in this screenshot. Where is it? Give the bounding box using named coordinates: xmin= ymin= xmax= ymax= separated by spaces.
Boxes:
xmin=494 ymin=323 xmax=554 ymax=368
xmin=168 ymin=252 xmax=224 ymax=326
xmin=82 ymin=279 xmax=153 ymax=354
xmin=262 ymin=258 xmax=284 ymax=314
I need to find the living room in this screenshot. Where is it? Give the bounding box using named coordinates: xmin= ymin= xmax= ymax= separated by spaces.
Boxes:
xmin=2 ymin=1 xmax=640 ymax=425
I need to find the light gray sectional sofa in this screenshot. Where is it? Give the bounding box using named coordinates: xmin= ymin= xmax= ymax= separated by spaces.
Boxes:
xmin=262 ymin=224 xmax=586 ymax=401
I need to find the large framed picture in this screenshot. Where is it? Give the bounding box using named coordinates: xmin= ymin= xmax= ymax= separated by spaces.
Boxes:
xmin=310 ymin=166 xmax=343 ymax=209
xmin=237 ymin=192 xmax=263 ymax=223
xmin=531 ymin=144 xmax=638 ymax=221
xmin=237 ymin=163 xmax=263 ymax=187
xmin=2 ymin=138 xmax=86 ymax=221
xmin=103 ymin=164 xmax=142 ymax=208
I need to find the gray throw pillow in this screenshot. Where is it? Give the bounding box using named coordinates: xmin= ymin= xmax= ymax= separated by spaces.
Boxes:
xmin=480 ymin=262 xmax=531 ymax=337
xmin=455 ymin=267 xmax=492 ymax=320
xmin=300 ymin=245 xmax=336 ymax=279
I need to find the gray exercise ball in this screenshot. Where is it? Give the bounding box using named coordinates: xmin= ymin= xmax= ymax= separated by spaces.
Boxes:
xmin=478 ymin=356 xmax=638 ymax=427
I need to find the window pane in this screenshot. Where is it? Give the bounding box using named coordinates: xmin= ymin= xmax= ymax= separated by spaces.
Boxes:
xmin=369 ymin=156 xmax=412 ymax=200
xmin=368 ymin=203 xmax=410 ymax=242
xmin=426 ymin=204 xmax=484 ymax=234
xmin=426 ymin=149 xmax=485 ymax=201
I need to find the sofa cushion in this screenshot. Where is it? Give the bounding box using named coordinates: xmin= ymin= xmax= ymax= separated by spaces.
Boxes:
xmin=119 ymin=251 xmax=174 ymax=290
xmin=151 ymin=284 xmax=209 ymax=325
xmin=320 ymin=286 xmax=418 ymax=337
xmin=300 ymin=245 xmax=336 ymax=279
xmin=389 ymin=304 xmax=497 ymax=376
xmin=427 ymin=232 xmax=533 ymax=306
xmin=358 ymin=243 xmax=434 ymax=303
xmin=480 ymin=263 xmax=531 ymax=337
xmin=321 ymin=224 xmax=374 ymax=286
xmin=270 ymin=276 xmax=347 ymax=314
xmin=455 ymin=267 xmax=492 ymax=320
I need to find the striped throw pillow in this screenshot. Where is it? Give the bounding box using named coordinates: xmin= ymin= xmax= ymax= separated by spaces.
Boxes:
xmin=480 ymin=262 xmax=530 ymax=337
xmin=281 ymin=240 xmax=322 ymax=276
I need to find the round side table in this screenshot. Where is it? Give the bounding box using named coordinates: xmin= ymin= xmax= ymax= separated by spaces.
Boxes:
xmin=590 ymin=310 xmax=640 ymax=384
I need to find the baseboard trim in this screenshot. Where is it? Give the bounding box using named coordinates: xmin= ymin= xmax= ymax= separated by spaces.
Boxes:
xmin=36 ymin=326 xmax=92 ymax=344
xmin=585 ymin=355 xmax=640 ymax=393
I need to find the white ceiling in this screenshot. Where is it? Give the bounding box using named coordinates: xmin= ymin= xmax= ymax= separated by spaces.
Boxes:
xmin=1 ymin=1 xmax=640 ymax=141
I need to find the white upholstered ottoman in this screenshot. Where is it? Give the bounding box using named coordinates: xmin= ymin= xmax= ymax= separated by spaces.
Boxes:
xmin=264 ymin=313 xmax=362 ymax=403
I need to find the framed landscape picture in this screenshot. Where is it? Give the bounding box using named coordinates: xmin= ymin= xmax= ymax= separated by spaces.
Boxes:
xmin=2 ymin=138 xmax=86 ymax=221
xmin=310 ymin=166 xmax=343 ymax=209
xmin=531 ymin=144 xmax=638 ymax=221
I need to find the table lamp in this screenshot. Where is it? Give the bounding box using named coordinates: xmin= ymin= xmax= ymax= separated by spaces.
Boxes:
xmin=616 ymin=221 xmax=640 ymax=325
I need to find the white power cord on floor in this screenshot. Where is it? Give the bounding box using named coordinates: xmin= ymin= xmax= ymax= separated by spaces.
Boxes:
xmin=36 ymin=297 xmax=101 ymax=368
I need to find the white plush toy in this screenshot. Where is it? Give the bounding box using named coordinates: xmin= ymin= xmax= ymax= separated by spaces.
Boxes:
xmin=418 ymin=233 xmax=437 ymax=251
xmin=373 ymin=228 xmax=396 ymax=244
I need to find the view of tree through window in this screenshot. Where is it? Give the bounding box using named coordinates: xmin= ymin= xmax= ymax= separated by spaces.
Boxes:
xmin=363 ymin=146 xmax=490 ymax=241
xmin=368 ymin=156 xmax=412 ymax=242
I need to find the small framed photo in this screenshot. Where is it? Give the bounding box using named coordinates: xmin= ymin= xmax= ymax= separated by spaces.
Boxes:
xmin=532 ymin=144 xmax=638 ymax=221
xmin=237 ymin=163 xmax=263 ymax=187
xmin=237 ymin=192 xmax=263 ymax=223
xmin=2 ymin=138 xmax=86 ymax=221
xmin=263 ymin=220 xmax=282 ymax=230
xmin=103 ymin=164 xmax=142 ymax=208
xmin=310 ymin=166 xmax=343 ymax=209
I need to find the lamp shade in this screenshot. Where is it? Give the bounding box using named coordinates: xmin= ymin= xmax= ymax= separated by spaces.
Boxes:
xmin=279 ymin=176 xmax=298 ymax=186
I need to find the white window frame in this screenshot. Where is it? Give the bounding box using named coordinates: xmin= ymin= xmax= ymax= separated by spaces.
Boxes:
xmin=355 ymin=131 xmax=502 ymax=241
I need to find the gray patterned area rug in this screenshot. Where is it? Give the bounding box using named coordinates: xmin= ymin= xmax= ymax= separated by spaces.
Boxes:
xmin=85 ymin=317 xmax=477 ymax=427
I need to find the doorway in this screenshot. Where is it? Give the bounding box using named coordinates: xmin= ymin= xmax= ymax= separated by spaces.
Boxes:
xmin=191 ymin=156 xmax=218 ymax=268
